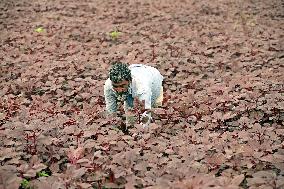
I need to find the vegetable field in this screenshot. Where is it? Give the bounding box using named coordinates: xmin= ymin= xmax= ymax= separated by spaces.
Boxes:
xmin=0 ymin=0 xmax=283 ymax=188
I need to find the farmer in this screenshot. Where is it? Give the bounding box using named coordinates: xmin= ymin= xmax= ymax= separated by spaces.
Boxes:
xmin=104 ymin=62 xmax=164 ymax=127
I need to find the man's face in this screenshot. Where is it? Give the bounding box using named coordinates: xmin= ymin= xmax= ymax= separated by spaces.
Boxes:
xmin=112 ymin=80 xmax=129 ymax=95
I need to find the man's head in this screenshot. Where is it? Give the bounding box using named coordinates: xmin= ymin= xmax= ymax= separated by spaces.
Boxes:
xmin=109 ymin=62 xmax=131 ymax=94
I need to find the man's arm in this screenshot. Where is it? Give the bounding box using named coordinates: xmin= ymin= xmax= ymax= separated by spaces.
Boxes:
xmin=137 ymin=90 xmax=153 ymax=125
xmin=104 ymin=79 xmax=118 ymax=115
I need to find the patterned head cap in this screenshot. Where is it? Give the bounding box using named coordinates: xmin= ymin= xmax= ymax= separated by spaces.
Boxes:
xmin=109 ymin=62 xmax=132 ymax=83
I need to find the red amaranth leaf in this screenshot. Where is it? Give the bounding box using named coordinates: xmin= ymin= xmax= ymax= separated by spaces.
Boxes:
xmin=0 ymin=165 xmax=22 ymax=189
xmin=66 ymin=146 xmax=85 ymax=164
xmin=230 ymin=174 xmax=245 ymax=186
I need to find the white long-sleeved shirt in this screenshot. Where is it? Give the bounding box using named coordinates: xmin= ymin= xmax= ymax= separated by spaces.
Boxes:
xmin=104 ymin=64 xmax=163 ymax=113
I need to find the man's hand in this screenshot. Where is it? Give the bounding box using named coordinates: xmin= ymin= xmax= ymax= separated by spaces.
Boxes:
xmin=140 ymin=111 xmax=152 ymax=128
xmin=133 ymin=97 xmax=153 ymax=127
xmin=125 ymin=113 xmax=136 ymax=126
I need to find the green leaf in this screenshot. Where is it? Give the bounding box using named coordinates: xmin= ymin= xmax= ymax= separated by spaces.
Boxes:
xmin=35 ymin=27 xmax=44 ymax=33
xmin=37 ymin=170 xmax=50 ymax=177
xmin=109 ymin=31 xmax=121 ymax=39
xmin=21 ymin=179 xmax=30 ymax=189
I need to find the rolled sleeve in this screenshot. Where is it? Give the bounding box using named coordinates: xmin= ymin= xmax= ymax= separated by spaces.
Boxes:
xmin=104 ymin=79 xmax=117 ymax=114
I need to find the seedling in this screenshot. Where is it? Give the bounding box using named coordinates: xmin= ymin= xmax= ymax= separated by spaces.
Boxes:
xmin=35 ymin=27 xmax=45 ymax=33
xmin=109 ymin=30 xmax=121 ymax=40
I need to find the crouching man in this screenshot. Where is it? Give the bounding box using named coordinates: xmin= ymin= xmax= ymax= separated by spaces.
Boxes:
xmin=104 ymin=62 xmax=164 ymax=127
